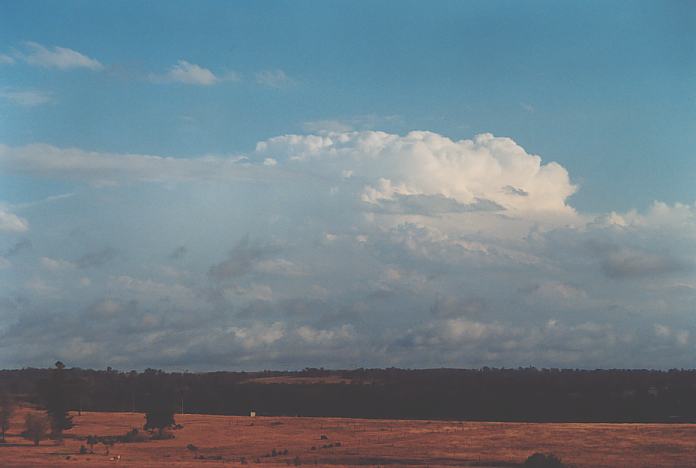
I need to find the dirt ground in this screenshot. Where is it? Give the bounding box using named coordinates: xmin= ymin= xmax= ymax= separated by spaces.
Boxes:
xmin=2 ymin=407 xmax=696 ymax=467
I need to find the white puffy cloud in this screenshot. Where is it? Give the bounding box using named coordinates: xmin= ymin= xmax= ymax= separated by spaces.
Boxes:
xmin=255 ymin=69 xmax=294 ymax=88
xmin=149 ymin=60 xmax=222 ymax=86
xmin=0 ymin=206 xmax=29 ymax=232
xmin=256 ymin=131 xmax=577 ymax=217
xmin=18 ymin=42 xmax=103 ymax=70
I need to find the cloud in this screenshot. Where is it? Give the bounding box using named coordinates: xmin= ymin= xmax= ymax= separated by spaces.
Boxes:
xmin=17 ymin=41 xmax=103 ymax=70
xmin=654 ymin=324 xmax=689 ymax=346
xmin=0 ymin=131 xmax=576 ymax=220
xmin=601 ymin=248 xmax=687 ymax=279
xmin=4 ymin=238 xmax=32 ymax=257
xmin=168 ymin=246 xmax=188 ymax=260
xmin=0 ymin=207 xmax=29 ymax=232
xmin=0 ymin=143 xmax=273 ymax=187
xmin=24 ymin=277 xmax=58 ymax=296
xmin=256 ymin=131 xmax=578 ymax=216
xmin=75 ymin=247 xmax=117 ymax=268
xmin=586 ymin=241 xmax=688 ymax=279
xmin=255 ymin=69 xmax=294 ymax=88
xmin=40 ymin=257 xmax=76 ymax=271
xmin=149 ymin=60 xmax=221 ymax=86
xmin=0 ymin=54 xmax=15 ymax=65
xmin=430 ymin=296 xmax=488 ymax=319
xmin=0 ymin=88 xmax=53 ymax=107
xmin=362 ymin=179 xmax=504 ymax=215
xmin=2 ymin=130 xmax=696 ymax=370
xmin=208 ymin=237 xmax=280 ymax=281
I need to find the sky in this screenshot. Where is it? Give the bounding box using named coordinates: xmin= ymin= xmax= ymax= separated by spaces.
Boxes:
xmin=0 ymin=1 xmax=695 ymax=370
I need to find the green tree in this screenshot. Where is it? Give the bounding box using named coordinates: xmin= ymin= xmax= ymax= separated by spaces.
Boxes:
xmin=144 ymin=405 xmax=176 ymax=438
xmin=44 ymin=361 xmax=74 ymax=440
xmin=142 ymin=369 xmax=176 ymax=438
xmin=0 ymin=392 xmax=14 ymax=442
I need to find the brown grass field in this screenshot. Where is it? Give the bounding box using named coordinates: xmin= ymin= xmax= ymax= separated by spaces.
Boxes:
xmin=2 ymin=407 xmax=696 ymax=467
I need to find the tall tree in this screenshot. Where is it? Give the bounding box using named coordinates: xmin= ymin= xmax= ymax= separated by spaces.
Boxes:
xmin=43 ymin=361 xmax=74 ymax=440
xmin=142 ymin=369 xmax=176 ymax=438
xmin=0 ymin=392 xmax=14 ymax=442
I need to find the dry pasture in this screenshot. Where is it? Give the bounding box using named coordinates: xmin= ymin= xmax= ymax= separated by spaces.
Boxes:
xmin=1 ymin=407 xmax=696 ymax=467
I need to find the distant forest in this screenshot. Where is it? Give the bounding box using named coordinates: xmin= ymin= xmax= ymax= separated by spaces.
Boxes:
xmin=3 ymin=367 xmax=696 ymax=423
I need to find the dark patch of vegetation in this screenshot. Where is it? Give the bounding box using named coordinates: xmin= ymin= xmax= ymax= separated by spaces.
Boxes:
xmin=0 ymin=391 xmax=14 ymax=442
xmin=86 ymin=434 xmax=98 ymax=452
xmin=40 ymin=361 xmax=74 ymax=441
xmin=5 ymin=366 xmax=696 ymax=422
xmin=142 ymin=370 xmax=177 ymax=438
xmin=524 ymin=452 xmax=565 ymax=468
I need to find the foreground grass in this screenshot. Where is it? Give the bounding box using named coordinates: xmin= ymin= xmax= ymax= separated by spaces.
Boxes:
xmin=1 ymin=407 xmax=696 ymax=466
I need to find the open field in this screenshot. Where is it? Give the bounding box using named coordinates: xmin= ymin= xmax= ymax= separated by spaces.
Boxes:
xmin=2 ymin=408 xmax=696 ymax=467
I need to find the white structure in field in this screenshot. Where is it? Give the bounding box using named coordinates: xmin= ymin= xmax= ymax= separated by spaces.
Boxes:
xmin=250 ymin=411 xmax=256 ymax=417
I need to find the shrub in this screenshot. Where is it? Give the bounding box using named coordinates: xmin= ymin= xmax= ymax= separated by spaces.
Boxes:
xmin=86 ymin=435 xmax=98 ymax=452
xmin=122 ymin=428 xmax=147 ymax=443
xmin=22 ymin=413 xmax=49 ymax=446
xmin=151 ymin=430 xmax=175 ymax=440
xmin=524 ymin=452 xmax=565 ymax=468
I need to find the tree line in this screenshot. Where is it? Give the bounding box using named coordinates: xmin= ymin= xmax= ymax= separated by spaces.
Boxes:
xmin=0 ymin=362 xmax=179 ymax=446
xmin=3 ymin=366 xmax=696 ymax=423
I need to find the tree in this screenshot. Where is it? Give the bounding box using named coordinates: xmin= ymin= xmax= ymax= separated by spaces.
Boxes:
xmin=142 ymin=370 xmax=176 ymax=438
xmin=23 ymin=413 xmax=48 ymax=446
xmin=0 ymin=392 xmax=14 ymax=442
xmin=86 ymin=434 xmax=98 ymax=453
xmin=144 ymin=405 xmax=176 ymax=438
xmin=44 ymin=361 xmax=74 ymax=440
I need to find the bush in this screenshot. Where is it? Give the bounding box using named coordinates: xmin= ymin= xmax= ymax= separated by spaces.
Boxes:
xmin=151 ymin=429 xmax=175 ymax=440
xmin=524 ymin=452 xmax=565 ymax=468
xmin=22 ymin=413 xmax=49 ymax=446
xmin=122 ymin=428 xmax=147 ymax=443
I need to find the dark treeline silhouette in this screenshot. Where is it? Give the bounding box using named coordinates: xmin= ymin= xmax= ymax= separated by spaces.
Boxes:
xmin=3 ymin=366 xmax=696 ymax=423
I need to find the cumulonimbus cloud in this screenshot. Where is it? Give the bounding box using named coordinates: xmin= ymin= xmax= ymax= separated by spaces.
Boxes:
xmin=0 ymin=130 xmax=578 ymax=218
xmin=255 ymin=131 xmax=578 ymax=215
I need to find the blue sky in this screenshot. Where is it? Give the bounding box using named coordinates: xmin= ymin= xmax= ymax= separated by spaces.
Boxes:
xmin=0 ymin=1 xmax=695 ymax=370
